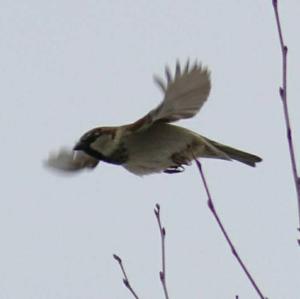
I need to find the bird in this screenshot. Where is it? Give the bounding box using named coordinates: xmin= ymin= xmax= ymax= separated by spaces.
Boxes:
xmin=46 ymin=61 xmax=262 ymax=176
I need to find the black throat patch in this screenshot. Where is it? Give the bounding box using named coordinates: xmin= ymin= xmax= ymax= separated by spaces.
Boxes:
xmin=84 ymin=145 xmax=129 ymax=166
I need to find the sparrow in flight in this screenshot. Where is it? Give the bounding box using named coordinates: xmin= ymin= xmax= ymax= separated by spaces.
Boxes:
xmin=46 ymin=61 xmax=261 ymax=175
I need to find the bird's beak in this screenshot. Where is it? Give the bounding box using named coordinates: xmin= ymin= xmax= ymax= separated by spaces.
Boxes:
xmin=73 ymin=141 xmax=84 ymax=151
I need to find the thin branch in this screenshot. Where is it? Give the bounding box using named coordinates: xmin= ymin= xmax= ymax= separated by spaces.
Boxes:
xmin=154 ymin=204 xmax=170 ymax=299
xmin=272 ymin=0 xmax=300 ymax=237
xmin=194 ymin=159 xmax=267 ymax=299
xmin=113 ymin=254 xmax=140 ymax=299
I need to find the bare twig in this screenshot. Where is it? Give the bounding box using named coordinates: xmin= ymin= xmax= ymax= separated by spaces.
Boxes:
xmin=154 ymin=204 xmax=170 ymax=299
xmin=272 ymin=0 xmax=300 ymax=237
xmin=113 ymin=254 xmax=140 ymax=299
xmin=194 ymin=159 xmax=267 ymax=299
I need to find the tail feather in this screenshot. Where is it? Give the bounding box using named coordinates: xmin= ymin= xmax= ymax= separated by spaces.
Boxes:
xmin=203 ymin=138 xmax=262 ymax=167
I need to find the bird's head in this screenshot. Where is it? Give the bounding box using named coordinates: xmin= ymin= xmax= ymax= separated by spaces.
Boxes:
xmin=73 ymin=127 xmax=117 ymax=159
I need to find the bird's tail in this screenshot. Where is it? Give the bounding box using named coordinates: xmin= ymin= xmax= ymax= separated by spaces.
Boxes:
xmin=202 ymin=137 xmax=262 ymax=167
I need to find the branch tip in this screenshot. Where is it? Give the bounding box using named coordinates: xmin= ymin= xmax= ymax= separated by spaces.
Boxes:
xmin=154 ymin=204 xmax=160 ymax=217
xmin=273 ymin=0 xmax=300 ymax=230
xmin=114 ymin=254 xmax=140 ymax=299
xmin=113 ymin=254 xmax=121 ymax=263
xmin=155 ymin=204 xmax=170 ymax=299
xmin=195 ymin=158 xmax=266 ymax=298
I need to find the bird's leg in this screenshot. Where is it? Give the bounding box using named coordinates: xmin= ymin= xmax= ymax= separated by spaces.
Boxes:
xmin=171 ymin=152 xmax=191 ymax=166
xmin=163 ymin=152 xmax=191 ymax=174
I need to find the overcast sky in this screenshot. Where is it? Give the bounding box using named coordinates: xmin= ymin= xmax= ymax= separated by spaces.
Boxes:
xmin=1 ymin=1 xmax=300 ymax=298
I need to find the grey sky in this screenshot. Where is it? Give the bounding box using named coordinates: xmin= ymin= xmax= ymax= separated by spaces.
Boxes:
xmin=1 ymin=1 xmax=300 ymax=298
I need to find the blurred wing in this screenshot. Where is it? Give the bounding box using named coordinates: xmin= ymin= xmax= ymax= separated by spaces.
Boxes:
xmin=128 ymin=61 xmax=211 ymax=133
xmin=45 ymin=148 xmax=99 ymax=172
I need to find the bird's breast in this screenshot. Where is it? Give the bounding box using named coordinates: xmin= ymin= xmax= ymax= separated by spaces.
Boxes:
xmin=122 ymin=123 xmax=197 ymax=175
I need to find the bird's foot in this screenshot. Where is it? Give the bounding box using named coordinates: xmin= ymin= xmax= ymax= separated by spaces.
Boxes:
xmin=163 ymin=165 xmax=185 ymax=174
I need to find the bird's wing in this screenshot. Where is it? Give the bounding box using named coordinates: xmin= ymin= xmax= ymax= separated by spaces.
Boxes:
xmin=127 ymin=61 xmax=211 ymax=133
xmin=45 ymin=148 xmax=99 ymax=172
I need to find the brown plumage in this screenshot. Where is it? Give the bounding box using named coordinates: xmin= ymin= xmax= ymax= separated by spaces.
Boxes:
xmin=46 ymin=61 xmax=261 ymax=175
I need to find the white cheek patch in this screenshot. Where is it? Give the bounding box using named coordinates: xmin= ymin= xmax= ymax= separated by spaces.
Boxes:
xmin=90 ymin=136 xmax=115 ymax=156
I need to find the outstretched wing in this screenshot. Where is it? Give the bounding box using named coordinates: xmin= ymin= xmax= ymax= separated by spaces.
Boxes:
xmin=128 ymin=61 xmax=211 ymax=133
xmin=45 ymin=148 xmax=99 ymax=172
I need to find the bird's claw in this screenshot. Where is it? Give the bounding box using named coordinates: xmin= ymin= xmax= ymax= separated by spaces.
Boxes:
xmin=163 ymin=165 xmax=185 ymax=174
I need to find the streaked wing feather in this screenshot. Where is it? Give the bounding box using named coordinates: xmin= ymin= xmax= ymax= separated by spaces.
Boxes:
xmin=184 ymin=60 xmax=190 ymax=74
xmin=128 ymin=61 xmax=211 ymax=134
xmin=156 ymin=62 xmax=210 ymax=122
xmin=165 ymin=66 xmax=172 ymax=83
xmin=153 ymin=75 xmax=166 ymax=93
xmin=175 ymin=61 xmax=181 ymax=78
